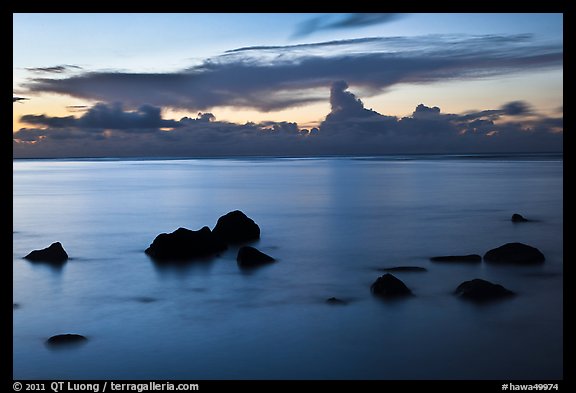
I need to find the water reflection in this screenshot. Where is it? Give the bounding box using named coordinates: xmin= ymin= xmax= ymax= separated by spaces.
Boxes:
xmin=24 ymin=259 xmax=67 ymax=272
xmin=148 ymin=254 xmax=217 ymax=277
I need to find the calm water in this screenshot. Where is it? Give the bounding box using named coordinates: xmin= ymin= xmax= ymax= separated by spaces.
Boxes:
xmin=13 ymin=155 xmax=563 ymax=380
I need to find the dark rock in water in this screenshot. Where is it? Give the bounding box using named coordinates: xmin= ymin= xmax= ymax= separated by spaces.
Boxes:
xmin=511 ymin=213 xmax=529 ymax=222
xmin=213 ymin=210 xmax=260 ymax=244
xmin=145 ymin=227 xmax=227 ymax=261
xmin=379 ymin=266 xmax=427 ymax=272
xmin=370 ymin=273 xmax=412 ymax=298
xmin=484 ymin=242 xmax=545 ymax=264
xmin=454 ymin=278 xmax=514 ymax=302
xmin=237 ymin=246 xmax=275 ymax=268
xmin=430 ymin=254 xmax=482 ymax=263
xmin=326 ymin=297 xmax=347 ymax=305
xmin=24 ymin=242 xmax=68 ymax=263
xmin=46 ymin=334 xmax=87 ymax=347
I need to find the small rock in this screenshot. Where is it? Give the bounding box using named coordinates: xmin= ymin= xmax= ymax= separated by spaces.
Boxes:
xmin=45 ymin=334 xmax=87 ymax=347
xmin=379 ymin=266 xmax=427 ymax=272
xmin=511 ymin=213 xmax=529 ymax=222
xmin=430 ymin=255 xmax=482 ymax=263
xmin=370 ymin=273 xmax=412 ymax=298
xmin=237 ymin=246 xmax=275 ymax=268
xmin=326 ymin=297 xmax=347 ymax=305
xmin=454 ymin=278 xmax=514 ymax=302
xmin=24 ymin=242 xmax=68 ymax=263
xmin=484 ymin=242 xmax=545 ymax=264
xmin=213 ymin=210 xmax=260 ymax=244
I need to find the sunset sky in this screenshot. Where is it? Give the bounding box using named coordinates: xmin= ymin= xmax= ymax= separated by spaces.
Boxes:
xmin=13 ymin=13 xmax=563 ymax=158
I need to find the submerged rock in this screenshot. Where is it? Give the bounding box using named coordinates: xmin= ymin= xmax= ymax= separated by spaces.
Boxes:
xmin=454 ymin=278 xmax=514 ymax=302
xmin=236 ymin=246 xmax=275 ymax=268
xmin=133 ymin=296 xmax=157 ymax=303
xmin=326 ymin=297 xmax=347 ymax=305
xmin=511 ymin=213 xmax=529 ymax=222
xmin=430 ymin=255 xmax=482 ymax=263
xmin=379 ymin=266 xmax=427 ymax=272
xmin=370 ymin=273 xmax=412 ymax=298
xmin=213 ymin=210 xmax=260 ymax=244
xmin=484 ymin=242 xmax=545 ymax=264
xmin=46 ymin=334 xmax=87 ymax=347
xmin=145 ymin=227 xmax=227 ymax=261
xmin=24 ymin=242 xmax=68 ymax=263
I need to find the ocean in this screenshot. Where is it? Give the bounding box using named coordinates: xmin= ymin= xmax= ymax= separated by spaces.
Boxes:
xmin=12 ymin=154 xmax=563 ymax=380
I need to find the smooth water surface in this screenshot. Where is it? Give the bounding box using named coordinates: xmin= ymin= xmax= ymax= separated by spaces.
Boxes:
xmin=13 ymin=155 xmax=563 ymax=379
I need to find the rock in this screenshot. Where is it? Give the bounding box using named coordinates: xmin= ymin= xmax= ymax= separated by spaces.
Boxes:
xmin=45 ymin=334 xmax=87 ymax=347
xmin=511 ymin=213 xmax=529 ymax=222
xmin=430 ymin=255 xmax=482 ymax=263
xmin=454 ymin=278 xmax=514 ymax=302
xmin=213 ymin=210 xmax=260 ymax=244
xmin=379 ymin=266 xmax=427 ymax=272
xmin=370 ymin=273 xmax=412 ymax=298
xmin=145 ymin=227 xmax=227 ymax=261
xmin=484 ymin=242 xmax=545 ymax=264
xmin=24 ymin=242 xmax=68 ymax=263
xmin=236 ymin=246 xmax=275 ymax=268
xmin=326 ymin=297 xmax=347 ymax=305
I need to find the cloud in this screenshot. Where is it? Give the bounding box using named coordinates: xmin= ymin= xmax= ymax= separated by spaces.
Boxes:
xmin=26 ymin=65 xmax=82 ymax=74
xmin=13 ymin=97 xmax=29 ymax=103
xmin=13 ymin=110 xmax=311 ymax=158
xmin=459 ymin=101 xmax=534 ymax=122
xmin=20 ymin=102 xmax=181 ymax=131
xmin=20 ymin=114 xmax=77 ymax=128
xmin=20 ymin=34 xmax=562 ymax=112
xmin=412 ymin=104 xmax=441 ymax=119
xmin=13 ymin=83 xmax=562 ymax=158
xmin=501 ymin=101 xmax=532 ymax=116
xmin=317 ymin=84 xmax=561 ymax=154
xmin=66 ymin=105 xmax=89 ymax=113
xmin=224 ymin=37 xmax=383 ymax=54
xmin=293 ymin=13 xmax=404 ymax=38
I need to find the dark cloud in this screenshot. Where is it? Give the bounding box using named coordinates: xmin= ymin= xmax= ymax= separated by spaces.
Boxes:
xmin=195 ymin=112 xmax=216 ymax=123
xmin=20 ymin=34 xmax=562 ymax=112
xmin=459 ymin=101 xmax=534 ymax=121
xmin=12 ymin=128 xmax=46 ymax=142
xmin=316 ymin=84 xmax=560 ymax=155
xmin=13 ymin=113 xmax=311 ymax=158
xmin=224 ymin=37 xmax=383 ymax=54
xmin=501 ymin=101 xmax=532 ymax=116
xmin=20 ymin=114 xmax=77 ymax=128
xmin=26 ymin=65 xmax=82 ymax=74
xmin=293 ymin=13 xmax=404 ymax=38
xmin=66 ymin=105 xmax=89 ymax=113
xmin=13 ymin=97 xmax=29 ymax=103
xmin=325 ymin=80 xmax=382 ymax=122
xmin=13 ymin=83 xmax=562 ymax=158
xmin=328 ymin=13 xmax=404 ymax=29
xmin=412 ymin=104 xmax=441 ymax=119
xmin=21 ymin=102 xmax=181 ymax=131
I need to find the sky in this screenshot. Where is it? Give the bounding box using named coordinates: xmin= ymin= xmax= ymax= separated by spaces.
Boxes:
xmin=13 ymin=13 xmax=563 ymax=158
